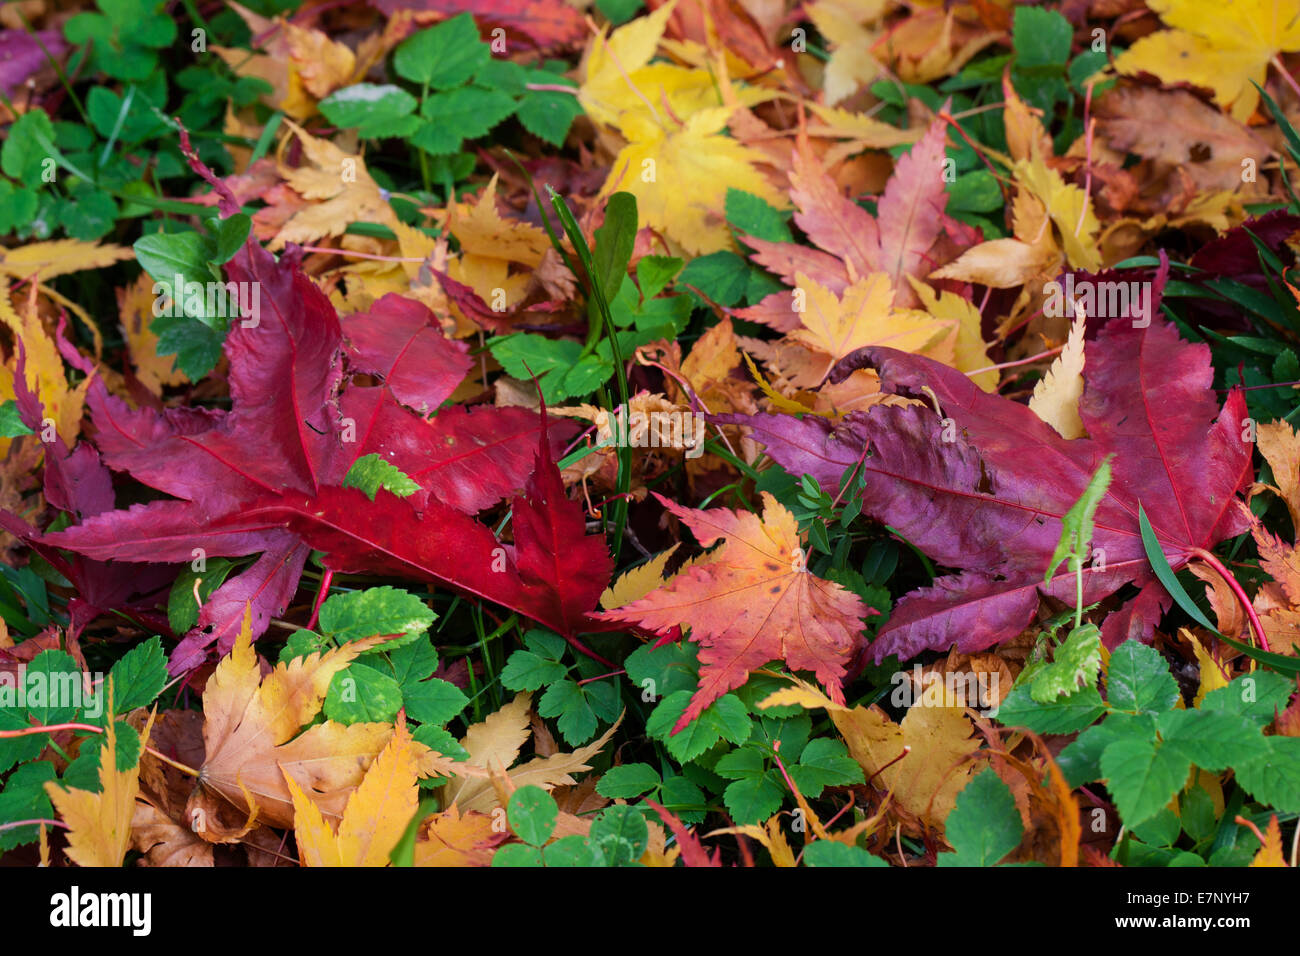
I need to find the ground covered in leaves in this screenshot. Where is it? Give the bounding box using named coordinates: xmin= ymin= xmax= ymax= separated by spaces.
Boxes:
xmin=1 ymin=0 xmax=1300 ymax=869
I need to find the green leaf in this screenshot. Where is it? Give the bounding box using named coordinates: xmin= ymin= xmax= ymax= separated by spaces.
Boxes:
xmin=624 ymin=640 xmax=699 ymax=699
xmin=938 ymin=769 xmax=1023 ymax=866
xmin=414 ymin=723 xmax=468 ymax=763
xmin=1137 ymin=503 xmax=1219 ymax=633
xmin=790 ymin=737 xmax=864 ymax=796
xmin=62 ymin=721 xmax=141 ymax=793
xmin=723 ymin=772 xmax=785 ymax=824
xmin=210 ymin=214 xmax=252 ymax=264
xmin=0 ymin=761 xmax=56 ymax=850
xmin=1055 ymin=714 xmax=1152 ymax=787
xmin=1233 ymin=736 xmax=1300 ymax=812
xmin=714 ymin=745 xmax=766 ymax=780
xmin=402 ymin=678 xmax=468 ymax=726
xmin=679 ymin=251 xmax=750 ymax=307
xmin=492 ymin=843 xmax=544 ymax=866
xmin=152 ymin=315 xmax=225 ymax=381
xmin=538 ymin=677 xmax=619 ymax=745
xmin=1012 ymin=7 xmax=1073 ymax=68
xmin=1107 ymin=640 xmax=1179 ymax=714
xmin=386 ymin=636 xmax=440 ymax=685
xmin=1030 ymin=623 xmax=1102 ymax=702
xmin=167 ymin=557 xmax=236 ymax=634
xmin=1179 ymin=785 xmax=1218 ymax=843
xmin=324 ymin=663 xmax=404 ymax=724
xmin=596 ymin=763 xmax=661 ymax=799
xmin=343 ymin=454 xmax=422 ymax=501
xmin=317 ymin=586 xmax=435 ymax=646
xmin=592 ymin=192 xmax=638 ymax=304
xmin=318 ymin=84 xmax=418 ymax=138
xmin=0 ymin=401 xmax=34 ymax=438
xmin=646 ymin=691 xmax=752 ymax=762
xmin=134 ymin=230 xmax=213 ymax=298
xmin=1045 ymin=457 xmax=1112 ymax=585
xmin=1156 ymin=708 xmax=1268 ymax=771
xmin=278 ymin=629 xmax=330 ymax=664
xmin=508 ymin=784 xmax=558 ymax=847
xmin=542 ymin=833 xmax=604 ymax=866
xmin=516 ymin=72 xmax=584 ymax=147
xmin=413 ymin=87 xmax=516 ymax=154
xmin=946 ymin=170 xmax=1002 ymax=214
xmin=1201 ymin=671 xmax=1295 ymax=726
xmin=1131 ymin=807 xmax=1181 ymax=848
xmin=501 ymin=650 xmax=569 ymax=692
xmin=1100 ymin=737 xmax=1189 ymax=827
xmin=589 ymin=804 xmax=648 ymax=865
xmin=726 ymin=189 xmax=793 ymax=243
xmin=102 ymin=636 xmax=167 ymax=718
xmin=1 ymin=109 xmax=55 ymax=186
xmin=636 ymin=255 xmax=684 ymax=301
xmin=802 ymin=841 xmax=888 ymax=867
xmin=393 ymin=14 xmax=490 ymax=89
xmin=992 ymin=683 xmax=1106 ymax=734
xmin=523 ymin=628 xmax=568 ymax=660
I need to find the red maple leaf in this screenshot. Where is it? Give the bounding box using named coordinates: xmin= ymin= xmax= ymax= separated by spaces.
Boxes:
xmin=39 ymin=137 xmax=601 ymax=671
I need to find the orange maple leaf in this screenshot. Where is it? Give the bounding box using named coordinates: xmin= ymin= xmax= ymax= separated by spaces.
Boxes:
xmin=599 ymin=492 xmax=872 ymax=731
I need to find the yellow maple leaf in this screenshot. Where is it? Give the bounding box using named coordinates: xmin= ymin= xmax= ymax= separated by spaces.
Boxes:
xmin=790 ymin=271 xmax=954 ymax=365
xmin=449 ymin=175 xmax=549 ymax=268
xmin=270 ymin=120 xmax=399 ymax=250
xmin=906 ymin=277 xmax=998 ymax=392
xmin=600 ymin=544 xmax=682 ymax=610
xmin=45 ymin=699 xmax=153 ymax=867
xmin=605 ymin=107 xmax=787 ymax=255
xmin=761 ymin=675 xmax=979 ymax=834
xmin=1115 ymin=0 xmax=1300 ymax=122
xmin=412 ymin=804 xmax=505 ymax=866
xmin=805 ymin=0 xmax=889 ymax=105
xmin=1015 ymin=156 xmax=1101 ymax=272
xmin=580 ymin=0 xmax=770 ymax=132
xmin=444 ymin=692 xmax=621 ymax=812
xmin=286 ymin=715 xmax=420 ymax=866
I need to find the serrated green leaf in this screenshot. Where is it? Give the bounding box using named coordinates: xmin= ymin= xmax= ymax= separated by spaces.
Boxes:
xmin=596 ymin=763 xmax=661 ymax=799
xmin=1100 ymin=737 xmax=1189 ymax=827
xmin=1107 ymin=640 xmax=1179 ymax=714
xmin=938 ymin=768 xmax=1023 ymax=866
xmin=317 ymin=586 xmax=435 ymax=646
xmin=343 ymin=454 xmax=422 ymax=501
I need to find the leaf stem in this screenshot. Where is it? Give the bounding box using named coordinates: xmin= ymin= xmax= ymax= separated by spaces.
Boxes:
xmin=1190 ymin=547 xmax=1270 ymax=652
xmin=0 ymin=723 xmax=202 ymax=778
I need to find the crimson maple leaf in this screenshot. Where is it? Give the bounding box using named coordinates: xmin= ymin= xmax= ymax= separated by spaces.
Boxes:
xmin=37 ymin=139 xmax=599 ymax=670
xmin=722 ymin=258 xmax=1253 ymax=661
